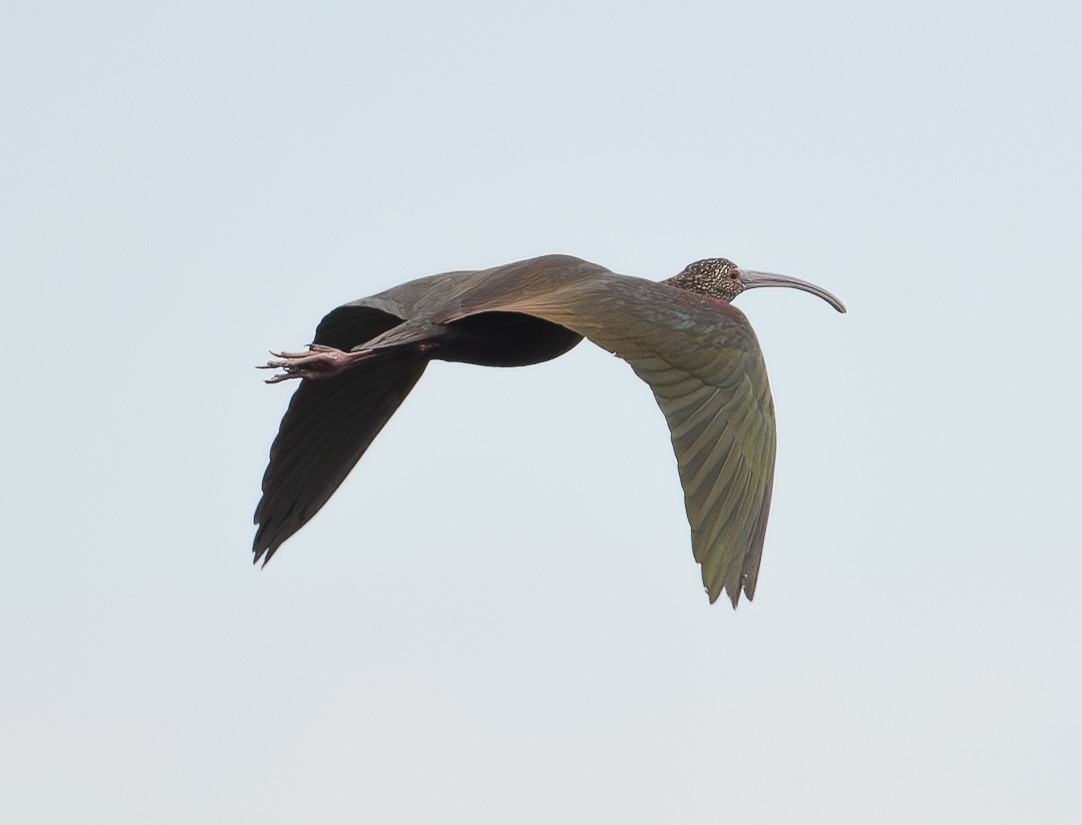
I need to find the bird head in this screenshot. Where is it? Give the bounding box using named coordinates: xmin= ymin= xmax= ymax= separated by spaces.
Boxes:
xmin=668 ymin=258 xmax=846 ymax=313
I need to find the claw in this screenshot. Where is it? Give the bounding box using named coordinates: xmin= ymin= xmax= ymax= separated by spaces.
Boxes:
xmin=267 ymin=349 xmax=312 ymax=359
xmin=264 ymin=372 xmax=299 ymax=384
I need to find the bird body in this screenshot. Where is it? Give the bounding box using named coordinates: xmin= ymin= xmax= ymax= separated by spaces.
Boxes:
xmin=255 ymin=254 xmax=845 ymax=606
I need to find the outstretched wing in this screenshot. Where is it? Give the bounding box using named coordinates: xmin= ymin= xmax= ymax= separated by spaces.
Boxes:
xmin=253 ymin=306 xmax=427 ymax=564
xmin=252 ymin=258 xmax=604 ymax=565
xmin=625 ymin=325 xmax=775 ymax=607
xmin=431 ymin=257 xmax=777 ymax=606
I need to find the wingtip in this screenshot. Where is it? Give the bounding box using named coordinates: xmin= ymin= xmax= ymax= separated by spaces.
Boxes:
xmin=706 ymin=582 xmax=752 ymax=609
xmin=705 ymin=584 xmax=739 ymax=608
xmin=251 ymin=526 xmax=275 ymax=567
xmin=252 ymin=543 xmax=275 ymax=568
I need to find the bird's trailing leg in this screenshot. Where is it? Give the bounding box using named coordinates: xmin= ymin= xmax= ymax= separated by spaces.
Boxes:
xmin=258 ymin=344 xmax=375 ymax=383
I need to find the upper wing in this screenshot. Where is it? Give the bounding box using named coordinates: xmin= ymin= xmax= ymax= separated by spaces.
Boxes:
xmin=429 ymin=258 xmax=777 ymax=606
xmin=331 ymin=254 xmax=616 ymax=327
xmin=252 ymin=256 xmax=606 ymax=564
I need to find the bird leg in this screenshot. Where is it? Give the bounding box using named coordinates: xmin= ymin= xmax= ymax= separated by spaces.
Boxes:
xmin=258 ymin=344 xmax=373 ymax=383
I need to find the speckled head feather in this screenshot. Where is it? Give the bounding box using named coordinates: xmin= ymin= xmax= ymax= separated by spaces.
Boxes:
xmin=665 ymin=258 xmax=744 ymax=301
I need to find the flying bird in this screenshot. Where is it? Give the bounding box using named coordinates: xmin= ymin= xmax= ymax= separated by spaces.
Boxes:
xmin=254 ymin=255 xmax=845 ymax=606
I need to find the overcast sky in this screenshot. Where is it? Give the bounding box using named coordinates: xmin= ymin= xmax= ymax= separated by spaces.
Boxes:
xmin=3 ymin=2 xmax=1081 ymax=823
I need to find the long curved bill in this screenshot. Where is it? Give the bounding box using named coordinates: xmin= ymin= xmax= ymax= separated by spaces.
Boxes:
xmin=740 ymin=270 xmax=847 ymax=313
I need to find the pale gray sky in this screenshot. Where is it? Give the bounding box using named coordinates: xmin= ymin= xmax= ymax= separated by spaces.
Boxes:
xmin=3 ymin=2 xmax=1081 ymax=823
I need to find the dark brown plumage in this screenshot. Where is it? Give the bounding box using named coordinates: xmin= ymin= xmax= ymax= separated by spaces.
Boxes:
xmin=254 ymin=254 xmax=845 ymax=606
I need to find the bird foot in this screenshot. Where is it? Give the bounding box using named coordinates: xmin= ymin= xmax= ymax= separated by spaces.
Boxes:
xmin=258 ymin=344 xmax=369 ymax=383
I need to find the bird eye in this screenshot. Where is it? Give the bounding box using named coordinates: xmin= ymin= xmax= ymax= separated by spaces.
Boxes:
xmin=729 ymin=271 xmax=740 ymax=280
